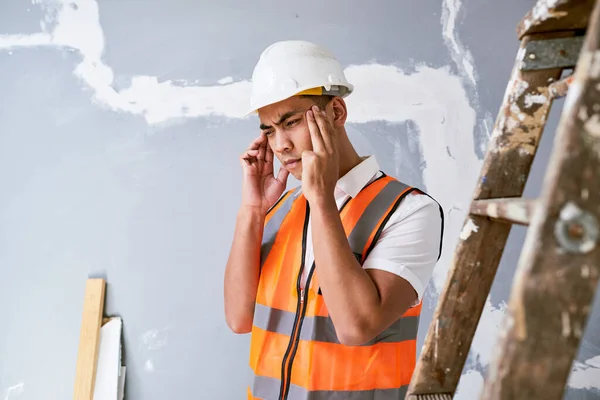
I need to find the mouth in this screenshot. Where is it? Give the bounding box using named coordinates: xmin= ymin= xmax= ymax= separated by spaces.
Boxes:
xmin=283 ymin=158 xmax=301 ymax=169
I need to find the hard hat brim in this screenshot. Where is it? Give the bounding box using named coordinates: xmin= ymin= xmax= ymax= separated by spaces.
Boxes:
xmin=243 ymin=84 xmax=354 ymax=118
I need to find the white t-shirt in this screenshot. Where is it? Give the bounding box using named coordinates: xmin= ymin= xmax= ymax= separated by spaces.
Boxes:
xmin=302 ymin=155 xmax=443 ymax=306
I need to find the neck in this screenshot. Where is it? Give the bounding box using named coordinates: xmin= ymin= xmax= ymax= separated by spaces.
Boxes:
xmin=336 ymin=132 xmax=363 ymax=179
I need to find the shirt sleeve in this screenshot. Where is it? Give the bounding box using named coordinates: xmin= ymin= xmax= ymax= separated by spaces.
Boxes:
xmin=362 ymin=191 xmax=443 ymax=307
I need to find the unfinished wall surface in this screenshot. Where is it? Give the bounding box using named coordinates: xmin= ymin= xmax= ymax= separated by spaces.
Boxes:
xmin=0 ymin=0 xmax=599 ymax=399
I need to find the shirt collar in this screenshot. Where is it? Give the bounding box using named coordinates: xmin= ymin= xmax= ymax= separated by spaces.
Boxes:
xmin=335 ymin=155 xmax=380 ymax=199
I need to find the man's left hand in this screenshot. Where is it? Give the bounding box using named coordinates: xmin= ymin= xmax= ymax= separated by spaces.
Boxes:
xmin=301 ymin=106 xmax=339 ymax=206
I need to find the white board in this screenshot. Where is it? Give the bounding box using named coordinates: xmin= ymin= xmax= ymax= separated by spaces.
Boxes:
xmin=93 ymin=318 xmax=125 ymax=400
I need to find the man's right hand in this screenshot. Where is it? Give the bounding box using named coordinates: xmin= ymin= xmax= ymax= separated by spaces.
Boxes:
xmin=240 ymin=133 xmax=290 ymax=214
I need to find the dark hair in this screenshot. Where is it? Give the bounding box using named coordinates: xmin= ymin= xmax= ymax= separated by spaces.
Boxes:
xmin=299 ymin=94 xmax=334 ymax=110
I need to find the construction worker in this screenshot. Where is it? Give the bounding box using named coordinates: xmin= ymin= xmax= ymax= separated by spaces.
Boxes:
xmin=224 ymin=40 xmax=444 ymax=400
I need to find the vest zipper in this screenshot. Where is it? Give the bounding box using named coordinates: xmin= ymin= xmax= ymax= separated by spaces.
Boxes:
xmin=258 ymin=178 xmax=418 ymax=399
xmin=278 ymin=197 xmax=352 ymax=399
xmin=278 ymin=202 xmax=311 ymax=399
xmin=282 ymin=264 xmax=315 ymax=399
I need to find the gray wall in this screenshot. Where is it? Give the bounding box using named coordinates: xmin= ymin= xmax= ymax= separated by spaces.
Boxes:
xmin=0 ymin=0 xmax=598 ymax=399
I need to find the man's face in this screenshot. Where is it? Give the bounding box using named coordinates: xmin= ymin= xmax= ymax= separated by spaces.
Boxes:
xmin=257 ymin=96 xmax=321 ymax=180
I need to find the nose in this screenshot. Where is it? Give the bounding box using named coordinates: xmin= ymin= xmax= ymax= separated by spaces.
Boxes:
xmin=271 ymin=131 xmax=293 ymax=154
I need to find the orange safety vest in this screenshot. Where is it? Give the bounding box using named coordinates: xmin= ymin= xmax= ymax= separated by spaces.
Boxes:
xmin=248 ymin=173 xmax=443 ymax=400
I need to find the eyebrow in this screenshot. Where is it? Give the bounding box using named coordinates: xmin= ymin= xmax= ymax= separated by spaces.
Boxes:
xmin=260 ymin=109 xmax=304 ymax=130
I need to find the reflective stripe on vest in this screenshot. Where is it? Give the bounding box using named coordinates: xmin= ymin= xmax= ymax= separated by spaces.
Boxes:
xmin=249 ymin=175 xmax=421 ymax=400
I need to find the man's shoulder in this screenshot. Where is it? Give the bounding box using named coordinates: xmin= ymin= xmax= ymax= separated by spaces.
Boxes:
xmin=373 ymin=185 xmax=444 ymax=259
xmin=372 ymin=172 xmax=442 ymax=224
xmin=389 ymin=191 xmax=441 ymax=226
xmin=402 ymin=190 xmax=440 ymax=210
xmin=374 ymin=173 xmax=441 ymax=214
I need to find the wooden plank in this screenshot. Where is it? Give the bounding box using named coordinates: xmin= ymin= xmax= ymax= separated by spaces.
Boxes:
xmin=481 ymin=2 xmax=600 ymax=398
xmin=74 ymin=278 xmax=106 ymax=400
xmin=517 ymin=0 xmax=595 ymax=40
xmin=470 ymin=198 xmax=536 ymax=226
xmin=405 ymin=32 xmax=567 ymax=399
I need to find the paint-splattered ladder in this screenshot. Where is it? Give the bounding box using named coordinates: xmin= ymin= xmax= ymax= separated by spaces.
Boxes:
xmin=406 ymin=1 xmax=600 ymax=399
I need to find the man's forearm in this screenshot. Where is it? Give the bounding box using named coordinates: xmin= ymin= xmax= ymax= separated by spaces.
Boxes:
xmin=223 ymin=206 xmax=264 ymax=334
xmin=309 ymin=196 xmax=384 ymax=344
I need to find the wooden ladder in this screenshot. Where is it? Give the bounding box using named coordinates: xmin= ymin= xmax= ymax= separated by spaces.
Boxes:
xmin=406 ymin=0 xmax=600 ymax=399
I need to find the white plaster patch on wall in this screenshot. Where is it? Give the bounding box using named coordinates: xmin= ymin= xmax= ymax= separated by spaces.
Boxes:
xmin=0 ymin=0 xmax=140 ymax=114
xmin=441 ymin=0 xmax=477 ymax=86
xmin=454 ymin=369 xmax=483 ymax=400
xmin=568 ymin=355 xmax=600 ymax=390
xmin=140 ymin=325 xmax=171 ymax=351
xmin=0 ymin=0 xmax=256 ymax=124
xmin=144 ymin=359 xmax=155 ymax=373
xmin=218 ymin=76 xmax=234 ymax=85
xmin=0 ymin=33 xmax=51 ymax=48
xmin=470 ymin=299 xmax=508 ymax=365
xmin=138 ymin=325 xmax=171 ymax=374
xmin=118 ymin=75 xmax=251 ymax=124
xmin=3 ymin=382 xmax=24 ymax=400
xmin=1 ymin=1 xmax=471 ymax=126
xmin=441 ymin=0 xmax=494 ymax=158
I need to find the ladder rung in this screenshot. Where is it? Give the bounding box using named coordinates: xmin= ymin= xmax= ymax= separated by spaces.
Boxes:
xmin=549 ymin=75 xmax=574 ymax=99
xmin=470 ymin=198 xmax=536 ymax=226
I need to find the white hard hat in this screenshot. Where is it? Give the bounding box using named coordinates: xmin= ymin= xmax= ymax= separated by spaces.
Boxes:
xmin=245 ymin=40 xmax=354 ymax=116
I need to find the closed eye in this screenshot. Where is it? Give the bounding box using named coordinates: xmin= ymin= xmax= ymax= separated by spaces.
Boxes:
xmin=285 ymin=118 xmax=300 ymax=128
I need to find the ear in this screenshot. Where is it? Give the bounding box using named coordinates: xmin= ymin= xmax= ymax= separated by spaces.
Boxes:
xmin=329 ymin=97 xmax=347 ymax=126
